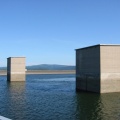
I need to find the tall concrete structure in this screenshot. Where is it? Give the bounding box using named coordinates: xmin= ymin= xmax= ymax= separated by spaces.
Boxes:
xmin=7 ymin=57 xmax=26 ymax=81
xmin=76 ymin=44 xmax=120 ymax=93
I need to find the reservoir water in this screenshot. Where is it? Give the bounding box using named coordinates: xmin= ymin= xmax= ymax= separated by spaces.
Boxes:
xmin=0 ymin=74 xmax=120 ymax=120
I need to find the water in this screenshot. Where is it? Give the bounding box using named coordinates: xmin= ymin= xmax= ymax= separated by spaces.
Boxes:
xmin=0 ymin=74 xmax=120 ymax=120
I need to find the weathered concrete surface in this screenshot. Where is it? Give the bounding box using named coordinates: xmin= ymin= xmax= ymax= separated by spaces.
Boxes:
xmin=100 ymin=46 xmax=120 ymax=93
xmin=76 ymin=45 xmax=100 ymax=93
xmin=76 ymin=44 xmax=120 ymax=93
xmin=7 ymin=57 xmax=26 ymax=81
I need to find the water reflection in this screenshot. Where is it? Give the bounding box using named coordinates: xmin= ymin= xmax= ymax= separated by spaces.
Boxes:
xmin=5 ymin=82 xmax=26 ymax=119
xmin=0 ymin=77 xmax=8 ymax=116
xmin=0 ymin=75 xmax=120 ymax=120
xmin=76 ymin=92 xmax=120 ymax=120
xmin=99 ymin=93 xmax=120 ymax=120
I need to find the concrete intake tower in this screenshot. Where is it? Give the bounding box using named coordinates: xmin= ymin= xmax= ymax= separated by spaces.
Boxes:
xmin=7 ymin=57 xmax=26 ymax=81
xmin=76 ymin=44 xmax=120 ymax=93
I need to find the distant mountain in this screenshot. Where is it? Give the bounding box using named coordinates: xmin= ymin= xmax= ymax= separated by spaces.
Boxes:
xmin=26 ymin=64 xmax=75 ymax=70
xmin=0 ymin=64 xmax=75 ymax=70
xmin=0 ymin=67 xmax=6 ymax=70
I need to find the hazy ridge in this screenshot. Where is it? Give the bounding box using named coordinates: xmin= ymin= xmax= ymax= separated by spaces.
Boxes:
xmin=0 ymin=64 xmax=75 ymax=70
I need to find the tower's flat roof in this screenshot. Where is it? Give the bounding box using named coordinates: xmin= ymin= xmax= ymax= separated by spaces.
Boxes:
xmin=76 ymin=44 xmax=120 ymax=50
xmin=99 ymin=44 xmax=120 ymax=46
xmin=7 ymin=57 xmax=26 ymax=59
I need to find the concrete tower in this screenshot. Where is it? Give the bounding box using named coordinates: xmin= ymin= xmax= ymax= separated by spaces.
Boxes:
xmin=76 ymin=44 xmax=120 ymax=93
xmin=7 ymin=57 xmax=26 ymax=81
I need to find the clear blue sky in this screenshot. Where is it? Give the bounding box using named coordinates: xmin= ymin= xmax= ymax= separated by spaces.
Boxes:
xmin=0 ymin=0 xmax=120 ymax=66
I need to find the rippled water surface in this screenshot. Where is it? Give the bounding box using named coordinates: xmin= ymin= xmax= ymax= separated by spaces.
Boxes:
xmin=0 ymin=74 xmax=120 ymax=120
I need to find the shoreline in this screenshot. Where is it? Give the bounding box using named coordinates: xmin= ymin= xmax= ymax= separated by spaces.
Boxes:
xmin=0 ymin=70 xmax=75 ymax=76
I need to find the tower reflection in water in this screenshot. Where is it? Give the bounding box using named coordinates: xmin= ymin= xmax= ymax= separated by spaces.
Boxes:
xmin=6 ymin=82 xmax=26 ymax=120
xmin=76 ymin=92 xmax=120 ymax=120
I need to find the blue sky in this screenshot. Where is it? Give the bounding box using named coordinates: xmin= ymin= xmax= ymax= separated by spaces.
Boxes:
xmin=0 ymin=0 xmax=120 ymax=66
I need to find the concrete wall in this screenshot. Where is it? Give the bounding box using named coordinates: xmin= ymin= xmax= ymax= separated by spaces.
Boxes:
xmin=100 ymin=46 xmax=120 ymax=93
xmin=76 ymin=44 xmax=120 ymax=93
xmin=7 ymin=57 xmax=26 ymax=81
xmin=76 ymin=45 xmax=100 ymax=93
